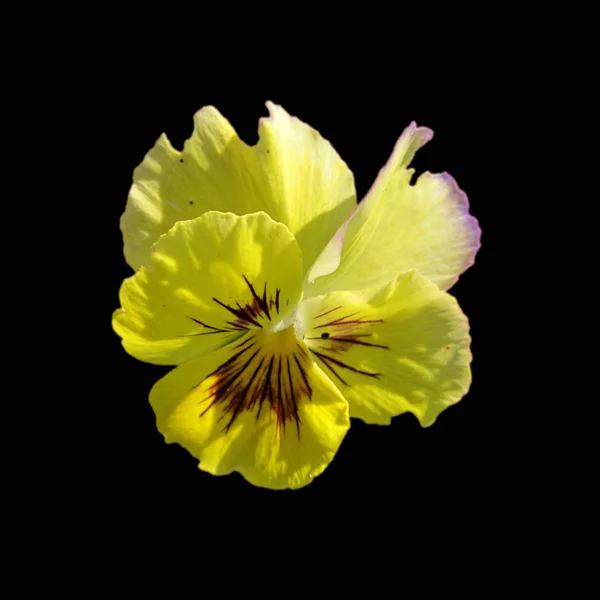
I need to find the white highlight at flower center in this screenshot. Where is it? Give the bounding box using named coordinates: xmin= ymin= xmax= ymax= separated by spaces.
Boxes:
xmin=267 ymin=306 xmax=307 ymax=340
xmin=268 ymin=317 xmax=292 ymax=334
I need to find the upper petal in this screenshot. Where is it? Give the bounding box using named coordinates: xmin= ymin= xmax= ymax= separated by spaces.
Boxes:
xmin=113 ymin=211 xmax=303 ymax=365
xmin=149 ymin=336 xmax=350 ymax=490
xmin=305 ymin=122 xmax=481 ymax=296
xmin=296 ymin=270 xmax=472 ymax=427
xmin=121 ymin=102 xmax=356 ymax=275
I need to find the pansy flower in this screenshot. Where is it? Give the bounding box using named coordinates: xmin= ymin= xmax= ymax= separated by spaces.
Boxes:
xmin=112 ymin=102 xmax=481 ymax=489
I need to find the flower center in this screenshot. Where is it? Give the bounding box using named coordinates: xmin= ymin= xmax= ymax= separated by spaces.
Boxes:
xmin=184 ymin=275 xmax=312 ymax=435
xmin=188 ymin=275 xmax=389 ymax=436
xmin=200 ymin=324 xmax=312 ymax=436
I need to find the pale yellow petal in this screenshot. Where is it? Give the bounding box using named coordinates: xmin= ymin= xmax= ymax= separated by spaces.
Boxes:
xmin=306 ymin=123 xmax=481 ymax=296
xmin=121 ymin=102 xmax=356 ymax=276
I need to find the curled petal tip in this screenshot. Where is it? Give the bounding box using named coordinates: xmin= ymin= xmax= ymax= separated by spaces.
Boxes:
xmin=405 ymin=121 xmax=434 ymax=139
xmin=264 ymin=100 xmax=284 ymax=119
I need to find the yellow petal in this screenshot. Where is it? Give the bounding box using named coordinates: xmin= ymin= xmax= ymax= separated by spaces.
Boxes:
xmin=121 ymin=102 xmax=356 ymax=276
xmin=305 ymin=123 xmax=481 ymax=296
xmin=112 ymin=211 xmax=303 ymax=365
xmin=149 ymin=330 xmax=350 ymax=490
xmin=297 ymin=270 xmax=472 ymax=427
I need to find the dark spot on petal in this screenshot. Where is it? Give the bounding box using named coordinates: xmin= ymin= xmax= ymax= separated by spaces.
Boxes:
xmin=179 ymin=158 xmax=184 ymax=163
xmin=190 ymin=201 xmax=194 ymax=205
xmin=321 ymin=332 xmax=330 ymax=339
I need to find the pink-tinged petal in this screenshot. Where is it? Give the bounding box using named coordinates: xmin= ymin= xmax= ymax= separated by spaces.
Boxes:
xmin=304 ymin=123 xmax=481 ymax=297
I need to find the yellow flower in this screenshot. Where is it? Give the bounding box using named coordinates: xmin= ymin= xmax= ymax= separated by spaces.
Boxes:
xmin=112 ymin=102 xmax=481 ymax=490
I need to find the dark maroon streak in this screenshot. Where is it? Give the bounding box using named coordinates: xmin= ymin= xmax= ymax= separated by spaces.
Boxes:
xmin=210 ymin=275 xmax=284 ymax=331
xmin=197 ymin=340 xmax=311 ymax=436
xmin=311 ymin=349 xmax=382 ymax=386
xmin=213 ymin=298 xmax=263 ymax=328
xmin=314 ymin=306 xmax=342 ymax=320
xmin=242 ymin=274 xmax=271 ymax=321
xmin=232 ymin=335 xmax=255 ymax=350
xmin=306 ymin=334 xmax=389 ymax=349
xmin=178 ymin=316 xmax=238 ymax=337
xmin=287 ymin=356 xmax=302 ymax=436
xmin=293 ymin=353 xmax=312 ymax=397
xmin=277 ymin=356 xmax=285 ymax=429
xmin=313 ymin=312 xmax=384 ymax=329
xmin=186 ymin=316 xmax=228 ymax=331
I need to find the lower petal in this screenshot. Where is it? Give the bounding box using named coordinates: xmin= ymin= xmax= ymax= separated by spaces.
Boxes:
xmin=296 ymin=270 xmax=472 ymax=427
xmin=149 ymin=334 xmax=350 ymax=490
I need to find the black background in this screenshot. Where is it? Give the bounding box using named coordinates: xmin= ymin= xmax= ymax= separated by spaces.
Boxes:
xmin=95 ymin=72 xmax=513 ymax=526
